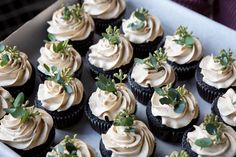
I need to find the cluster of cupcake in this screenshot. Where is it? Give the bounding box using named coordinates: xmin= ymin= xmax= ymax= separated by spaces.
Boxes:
xmin=0 ymin=0 xmax=235 ymax=157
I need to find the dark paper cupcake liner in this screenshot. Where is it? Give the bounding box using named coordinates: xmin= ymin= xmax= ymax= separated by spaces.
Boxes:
xmin=146 ymin=101 xmax=199 ymax=143
xmin=182 ymin=127 xmax=198 ymax=157
xmin=10 ymin=127 xmax=55 ymax=157
xmin=5 ymin=63 xmax=35 ymax=99
xmin=99 ymin=139 xmax=156 ymax=157
xmin=35 ymin=95 xmax=85 ymax=129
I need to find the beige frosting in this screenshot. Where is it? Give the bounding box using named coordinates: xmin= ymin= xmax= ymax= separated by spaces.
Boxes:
xmin=217 ymin=88 xmax=236 ymax=126
xmin=131 ymin=62 xmax=175 ymax=88
xmin=89 ymin=83 xmax=136 ymax=121
xmin=164 ymin=35 xmax=202 ymax=64
xmin=0 ymin=87 xmax=12 ymax=119
xmin=83 ymin=0 xmax=126 ymax=19
xmin=151 ymin=91 xmax=199 ymax=129
xmin=102 ymin=120 xmax=155 ymax=157
xmin=46 ymin=138 xmax=93 ymax=157
xmin=37 ymin=42 xmax=82 ymax=75
xmin=199 ymin=55 xmax=236 ymax=89
xmin=37 ymin=79 xmax=84 ymax=112
xmin=122 ymin=11 xmax=163 ymax=44
xmin=47 ymin=5 xmax=94 ymax=41
xmin=0 ymin=107 xmax=53 ymax=150
xmin=88 ymin=36 xmax=133 ymax=71
xmin=0 ymin=52 xmax=32 ymax=87
xmin=187 ymin=124 xmax=236 ymax=157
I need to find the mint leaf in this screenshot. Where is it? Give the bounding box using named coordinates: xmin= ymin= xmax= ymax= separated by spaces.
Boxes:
xmin=0 ymin=43 xmax=5 ymax=52
xmin=64 ymin=85 xmax=73 ymax=94
xmin=134 ymin=11 xmax=145 ymax=21
xmin=134 ymin=58 xmax=144 ymax=64
xmin=185 ymin=36 xmax=194 ymax=48
xmin=159 ymin=97 xmax=172 ymax=104
xmin=13 ymin=92 xmax=24 ymax=107
xmin=0 ymin=54 xmax=10 ymax=66
xmin=195 ymin=138 xmax=212 ymax=148
xmin=127 ymin=21 xmax=145 ymax=31
xmin=43 ymin=64 xmax=50 ymax=73
xmin=174 ymin=100 xmax=186 ymax=113
xmin=96 ymin=74 xmax=116 ymax=93
xmin=154 ymin=87 xmax=165 ymax=96
xmin=206 ymin=123 xmax=217 ymax=135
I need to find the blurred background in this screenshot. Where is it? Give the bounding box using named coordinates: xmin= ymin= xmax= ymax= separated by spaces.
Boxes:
xmin=0 ymin=0 xmax=235 ymax=40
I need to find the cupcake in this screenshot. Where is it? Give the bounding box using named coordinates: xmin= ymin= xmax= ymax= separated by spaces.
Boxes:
xmin=83 ymin=0 xmax=126 ymax=33
xmin=164 ymin=26 xmax=203 ymax=80
xmin=87 ymin=26 xmax=133 ymax=79
xmin=165 ymin=150 xmax=189 ymax=157
xmin=85 ymin=70 xmax=136 ymax=134
xmin=182 ymin=114 xmax=236 ymax=157
xmin=195 ymin=49 xmax=236 ymax=103
xmin=122 ymin=7 xmax=164 ymax=58
xmin=46 ymin=134 xmax=94 ymax=157
xmin=128 ymin=48 xmax=176 ymax=105
xmin=147 ymin=84 xmax=199 ymax=142
xmin=212 ymin=88 xmax=236 ymax=131
xmin=100 ymin=110 xmax=156 ymax=157
xmin=47 ymin=3 xmax=95 ymax=55
xmin=0 ymin=43 xmax=35 ymax=98
xmin=0 ymin=87 xmax=13 ymax=119
xmin=0 ymin=92 xmax=55 ymax=157
xmin=37 ymin=36 xmax=83 ymax=81
xmin=35 ymin=66 xmax=85 ymax=128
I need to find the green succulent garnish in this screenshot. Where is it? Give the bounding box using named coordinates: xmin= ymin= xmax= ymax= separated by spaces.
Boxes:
xmin=173 ymin=26 xmax=194 ymax=48
xmin=4 ymin=92 xmax=40 ymax=123
xmin=154 ymin=84 xmax=188 ymax=113
xmin=102 ymin=26 xmax=120 ymax=45
xmin=169 ymin=150 xmax=189 ymax=157
xmin=96 ymin=74 xmax=117 ymax=93
xmin=213 ymin=49 xmax=235 ymax=71
xmin=0 ymin=43 xmax=20 ymax=67
xmin=113 ymin=69 xmax=127 ymax=83
xmin=62 ymin=4 xmax=83 ymax=21
xmin=127 ymin=8 xmax=149 ymax=31
xmin=195 ymin=114 xmax=224 ymax=148
xmin=113 ymin=110 xmax=135 ymax=132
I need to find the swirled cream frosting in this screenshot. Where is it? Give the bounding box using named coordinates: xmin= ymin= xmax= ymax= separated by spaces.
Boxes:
xmin=88 ymin=36 xmax=133 ymax=71
xmin=199 ymin=55 xmax=236 ymax=89
xmin=37 ymin=78 xmax=84 ymax=112
xmin=89 ymin=83 xmax=136 ymax=121
xmin=0 ymin=87 xmax=12 ymax=119
xmin=0 ymin=107 xmax=53 ymax=150
xmin=83 ymin=0 xmax=126 ymax=19
xmin=102 ymin=120 xmax=155 ymax=157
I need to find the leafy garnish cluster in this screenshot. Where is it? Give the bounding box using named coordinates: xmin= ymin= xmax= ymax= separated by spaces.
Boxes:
xmin=213 ymin=49 xmax=235 ymax=71
xmin=195 ymin=114 xmax=224 ymax=148
xmin=102 ymin=26 xmax=120 ymax=45
xmin=4 ymin=92 xmax=40 ymax=123
xmin=135 ymin=48 xmax=167 ymax=71
xmin=169 ymin=150 xmax=189 ymax=157
xmin=43 ymin=64 xmax=73 ymax=94
xmin=0 ymin=43 xmax=20 ymax=67
xmin=173 ymin=26 xmax=194 ymax=48
xmin=154 ymin=84 xmax=188 ymax=113
xmin=63 ymin=4 xmax=83 ymax=21
xmin=128 ymin=7 xmax=149 ymax=31
xmin=113 ymin=110 xmax=135 ymax=132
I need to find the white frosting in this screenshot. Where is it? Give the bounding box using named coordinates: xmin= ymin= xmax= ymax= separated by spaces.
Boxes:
xmin=0 ymin=87 xmax=12 ymax=119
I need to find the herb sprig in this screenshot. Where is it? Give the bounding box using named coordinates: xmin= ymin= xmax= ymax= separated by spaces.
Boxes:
xmin=0 ymin=43 xmax=20 ymax=67
xmin=113 ymin=69 xmax=127 ymax=83
xmin=62 ymin=4 xmax=83 ymax=21
xmin=127 ymin=8 xmax=149 ymax=31
xmin=113 ymin=110 xmax=135 ymax=132
xmin=102 ymin=26 xmax=120 ymax=45
xmin=96 ymin=74 xmax=117 ymax=93
xmin=169 ymin=150 xmax=189 ymax=157
xmin=173 ymin=26 xmax=194 ymax=48
xmin=213 ymin=49 xmax=235 ymax=71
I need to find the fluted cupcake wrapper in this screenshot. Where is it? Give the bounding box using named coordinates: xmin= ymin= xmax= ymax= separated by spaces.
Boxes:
xmin=182 ymin=127 xmax=198 ymax=157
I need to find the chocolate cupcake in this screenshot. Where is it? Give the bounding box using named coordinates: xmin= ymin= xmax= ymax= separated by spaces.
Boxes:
xmin=46 ymin=134 xmax=94 ymax=157
xmin=182 ymin=114 xmax=236 ymax=157
xmin=122 ymin=7 xmax=164 ymax=58
xmin=35 ymin=66 xmax=85 ymax=129
xmin=87 ymin=26 xmax=133 ymax=79
xmin=100 ymin=110 xmax=156 ymax=157
xmin=212 ymin=88 xmax=236 ymax=131
xmin=83 ymin=0 xmax=126 ymax=34
xmin=47 ymin=3 xmax=95 ymax=55
xmin=164 ymin=26 xmax=203 ymax=80
xmin=0 ymin=43 xmax=35 ymax=99
xmin=147 ymin=85 xmax=199 ymax=143
xmin=0 ymin=87 xmax=13 ymax=119
xmin=37 ymin=36 xmax=83 ymax=82
xmin=128 ymin=48 xmax=176 ymax=105
xmin=0 ymin=93 xmax=55 ymax=157
xmin=165 ymin=150 xmax=189 ymax=157
xmin=195 ymin=49 xmax=236 ymax=103
xmin=85 ymin=71 xmax=137 ymax=134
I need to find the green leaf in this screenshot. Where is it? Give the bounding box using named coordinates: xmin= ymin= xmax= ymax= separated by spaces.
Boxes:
xmin=43 ymin=64 xmax=50 ymax=73
xmin=57 ymin=144 xmax=64 ymax=154
xmin=0 ymin=43 xmax=5 ymax=52
xmin=168 ymin=88 xmax=179 ymax=101
xmin=63 ymin=6 xmax=71 ymax=20
xmin=96 ymin=74 xmax=116 ymax=93
xmin=134 ymin=58 xmax=144 ymax=64
xmin=127 ymin=21 xmax=145 ymax=31
xmin=195 ymin=138 xmax=212 ymax=148
xmin=65 ymin=142 xmax=77 ymax=154
xmin=48 ymin=33 xmax=56 ymax=42
xmin=51 ymin=66 xmax=57 ymax=73
xmin=13 ymin=92 xmax=24 ymax=107
xmin=134 ymin=11 xmax=145 ymax=21
xmin=232 ymin=101 xmax=236 ymax=105
xmin=64 ymin=85 xmax=73 ymax=94
xmin=159 ymin=97 xmax=172 ymax=104
xmin=206 ymin=123 xmax=217 ymax=135
xmin=3 ymin=108 xmax=16 ymax=113
xmin=21 ymin=109 xmax=30 ymax=123
xmin=11 ymin=107 xmax=25 ymax=118
xmin=174 ymin=100 xmax=186 ymax=113
xmin=154 ymin=87 xmax=165 ymax=96
xmin=185 ymin=36 xmax=194 ymax=48
xmin=149 ymin=54 xmax=157 ymax=68
xmin=0 ymin=54 xmax=10 ymax=66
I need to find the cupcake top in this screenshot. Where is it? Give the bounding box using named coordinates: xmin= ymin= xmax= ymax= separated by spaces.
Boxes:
xmin=37 ymin=36 xmax=82 ymax=76
xmin=165 ymin=150 xmax=189 ymax=157
xmin=122 ymin=7 xmax=164 ymax=44
xmin=0 ymin=93 xmax=54 ymax=150
xmin=131 ymin=48 xmax=175 ymax=88
xmin=217 ymin=88 xmax=236 ymax=126
xmin=199 ymin=49 xmax=236 ymax=89
xmin=47 ymin=4 xmax=94 ymax=41
xmin=0 ymin=87 xmax=13 ymax=119
xmin=37 ymin=66 xmax=84 ymax=112
xmin=151 ymin=85 xmax=199 ymax=129
xmin=88 ymin=26 xmax=133 ymax=71
xmin=46 ymin=134 xmax=94 ymax=157
xmin=89 ymin=71 xmax=136 ymax=121
xmin=0 ymin=43 xmax=32 ymax=87
xmin=83 ymin=0 xmax=126 ymax=20
xmin=164 ymin=26 xmax=202 ymax=64
xmin=101 ymin=111 xmax=155 ymax=157
xmin=187 ymin=114 xmax=236 ymax=157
